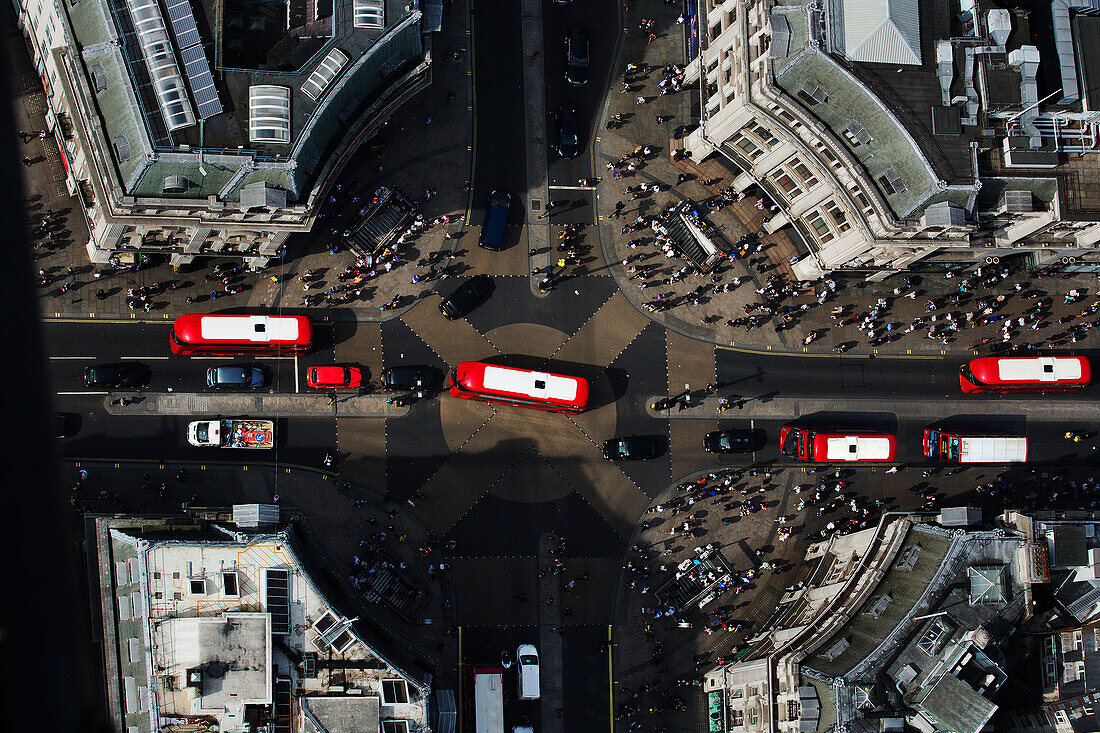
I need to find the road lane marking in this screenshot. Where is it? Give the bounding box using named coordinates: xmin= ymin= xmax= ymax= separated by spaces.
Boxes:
xmin=548 ymin=185 xmax=595 ymax=191
xmin=57 ymin=391 xmax=108 ymax=395
xmin=49 ymin=356 xmax=95 ymax=360
xmin=294 ymin=355 xmax=300 ymax=393
xmin=121 ymin=355 xmax=169 ymax=360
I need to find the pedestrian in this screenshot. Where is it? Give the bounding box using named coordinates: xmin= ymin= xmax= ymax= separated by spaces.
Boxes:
xmin=636 ymin=96 xmax=647 ymax=105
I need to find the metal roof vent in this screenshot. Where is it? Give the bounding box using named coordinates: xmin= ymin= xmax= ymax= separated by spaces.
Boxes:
xmin=114 ymin=134 xmax=131 ymax=162
xmin=162 ymin=175 xmax=192 ymax=194
xmin=89 ymin=63 xmax=108 ymax=92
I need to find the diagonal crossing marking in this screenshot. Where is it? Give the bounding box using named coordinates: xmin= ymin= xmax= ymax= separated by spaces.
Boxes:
xmin=399 ymin=297 xmax=500 ymax=367
xmin=550 ymin=292 xmax=651 ymax=367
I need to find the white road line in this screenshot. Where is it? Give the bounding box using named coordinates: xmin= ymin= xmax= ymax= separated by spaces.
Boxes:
xmin=121 ymin=355 xmax=169 ymax=360
xmin=57 ymin=390 xmax=108 ymax=395
xmin=294 ymin=355 xmax=300 ymax=393
xmin=548 ymin=185 xmax=594 ymax=191
xmin=49 ymin=356 xmax=95 ymax=360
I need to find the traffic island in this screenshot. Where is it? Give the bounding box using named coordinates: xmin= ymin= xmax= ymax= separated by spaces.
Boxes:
xmin=103 ymin=392 xmax=412 ymax=418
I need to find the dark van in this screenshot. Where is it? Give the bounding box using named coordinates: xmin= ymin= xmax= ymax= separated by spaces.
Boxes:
xmin=480 ymin=190 xmax=511 ymax=251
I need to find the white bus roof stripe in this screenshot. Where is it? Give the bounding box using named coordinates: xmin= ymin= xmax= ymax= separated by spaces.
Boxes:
xmin=199 ymin=315 xmax=299 ymax=342
xmin=997 ymin=357 xmax=1082 ymax=382
xmin=825 ymin=436 xmax=893 ymax=461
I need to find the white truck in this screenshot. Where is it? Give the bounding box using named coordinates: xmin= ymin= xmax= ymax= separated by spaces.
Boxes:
xmin=188 ymin=419 xmax=274 ymax=449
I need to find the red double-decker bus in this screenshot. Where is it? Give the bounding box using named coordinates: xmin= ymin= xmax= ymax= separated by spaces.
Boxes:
xmin=170 ymin=314 xmax=313 ymax=355
xmin=447 ymin=361 xmax=589 ymax=413
xmin=959 ymin=356 xmax=1090 ymax=393
xmin=779 ymin=425 xmax=896 ymax=463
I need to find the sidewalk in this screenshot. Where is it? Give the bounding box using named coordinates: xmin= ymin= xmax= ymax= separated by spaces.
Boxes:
xmin=593 ymin=0 xmax=1100 ymax=358
xmin=31 ymin=2 xmax=478 ymax=325
xmin=103 ymin=391 xmax=411 ymax=417
xmin=644 ymin=393 xmax=1100 ymax=421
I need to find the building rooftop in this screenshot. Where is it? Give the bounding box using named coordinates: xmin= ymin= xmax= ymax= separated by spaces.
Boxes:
xmin=62 ymin=0 xmax=427 ymax=207
xmin=773 ymin=5 xmax=941 ymax=219
xmin=914 ymin=671 xmax=999 ymax=733
xmin=803 ymin=524 xmax=952 ymax=679
xmin=95 ymin=517 xmax=430 ymax=733
xmin=155 ymin=613 xmax=272 ymax=723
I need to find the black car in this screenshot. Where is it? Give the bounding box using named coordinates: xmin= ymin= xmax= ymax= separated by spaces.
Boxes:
xmin=206 ymin=364 xmax=268 ymax=389
xmin=439 ymin=275 xmax=493 ymax=320
xmin=602 ymin=435 xmax=665 ymax=460
xmin=564 ymin=28 xmax=589 ymax=86
xmin=554 ymin=106 xmax=580 ymax=159
xmin=703 ymin=429 xmax=765 ymax=453
xmin=84 ymin=363 xmax=148 ymax=389
xmin=380 ymin=366 xmax=439 ymax=393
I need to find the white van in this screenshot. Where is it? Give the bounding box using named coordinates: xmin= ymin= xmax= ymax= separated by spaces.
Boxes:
xmin=517 ymin=644 xmax=540 ymax=701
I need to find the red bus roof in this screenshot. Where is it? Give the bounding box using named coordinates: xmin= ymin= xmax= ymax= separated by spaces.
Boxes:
xmin=967 ymin=356 xmax=1090 ymax=386
xmin=172 ymin=314 xmax=313 ymax=346
xmin=453 ymin=362 xmax=589 ymax=408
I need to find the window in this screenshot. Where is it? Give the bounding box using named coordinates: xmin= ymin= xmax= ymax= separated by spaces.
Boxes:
xmin=746 ymin=686 xmax=759 ymax=697
xmin=806 ymin=212 xmax=834 ymax=243
xmin=189 ymin=578 xmax=207 ymax=595
xmin=382 ymin=723 xmax=410 ymax=733
xmin=748 ymin=708 xmax=759 ymax=726
xmin=791 ymin=161 xmax=817 ymax=186
xmin=787 ymin=700 xmax=801 ymax=719
xmin=153 ymin=572 xmax=161 ymax=580
xmin=824 ymin=201 xmax=850 ymax=232
xmin=770 ymin=171 xmax=801 ymax=200
xmin=172 ymin=571 xmax=181 ymax=579
xmin=798 ymin=82 xmax=827 ymax=106
xmin=749 ymin=122 xmax=778 ymax=148
xmin=735 ymin=136 xmax=763 ymax=160
xmin=353 ymin=0 xmax=385 ymax=28
xmin=173 ymin=592 xmax=183 ymax=600
xmin=222 ymin=571 xmax=239 ymax=598
xmin=843 ymin=120 xmax=872 ymax=146
xmin=381 ymin=679 xmax=409 ymax=704
xmin=731 ymin=710 xmax=745 ymax=727
xmin=154 ymin=591 xmax=163 ymax=599
xmin=878 ymin=168 xmax=907 ymax=195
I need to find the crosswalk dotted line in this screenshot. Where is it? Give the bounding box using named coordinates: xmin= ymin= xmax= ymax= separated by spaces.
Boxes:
xmin=546 ymin=290 xmax=621 ymax=362
xmin=538 ymin=453 xmax=634 ymax=539
xmin=449 ymin=409 xmax=497 ymax=456
xmin=442 ymin=445 xmax=537 ymax=530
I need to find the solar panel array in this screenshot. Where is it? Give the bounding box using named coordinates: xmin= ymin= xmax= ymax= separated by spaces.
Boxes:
xmin=165 ymin=0 xmax=223 ymax=118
